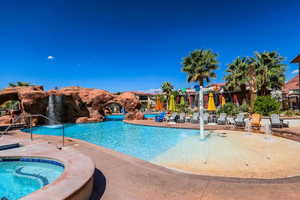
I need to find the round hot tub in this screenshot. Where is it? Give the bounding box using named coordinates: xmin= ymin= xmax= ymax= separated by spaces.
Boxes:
xmin=0 ymin=157 xmax=64 ymax=200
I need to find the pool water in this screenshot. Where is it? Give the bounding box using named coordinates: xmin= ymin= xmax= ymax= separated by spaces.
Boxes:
xmin=25 ymin=121 xmax=198 ymax=161
xmin=0 ymin=159 xmax=64 ymax=200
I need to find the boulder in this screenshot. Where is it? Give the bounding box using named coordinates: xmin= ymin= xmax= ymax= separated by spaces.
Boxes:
xmin=0 ymin=115 xmax=12 ymax=125
xmin=135 ymin=111 xmax=145 ymax=120
xmin=75 ymin=116 xmax=104 ymax=124
xmin=124 ymin=111 xmax=144 ymax=120
xmin=111 ymin=92 xmax=141 ymax=112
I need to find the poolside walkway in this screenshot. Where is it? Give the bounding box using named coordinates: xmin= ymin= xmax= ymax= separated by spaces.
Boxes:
xmin=2 ymin=130 xmax=300 ymax=200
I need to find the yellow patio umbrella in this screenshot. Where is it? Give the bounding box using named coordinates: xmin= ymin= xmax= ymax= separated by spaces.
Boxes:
xmin=207 ymin=93 xmax=217 ymax=111
xmin=168 ymin=94 xmax=176 ymax=112
xmin=221 ymin=95 xmax=226 ymax=107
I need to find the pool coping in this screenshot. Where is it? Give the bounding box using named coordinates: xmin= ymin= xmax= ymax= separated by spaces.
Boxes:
xmin=0 ymin=136 xmax=95 ymax=200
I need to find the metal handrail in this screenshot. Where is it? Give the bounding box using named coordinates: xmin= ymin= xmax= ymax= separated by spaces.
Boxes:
xmin=2 ymin=113 xmax=26 ymax=135
xmin=1 ymin=113 xmax=65 ymax=147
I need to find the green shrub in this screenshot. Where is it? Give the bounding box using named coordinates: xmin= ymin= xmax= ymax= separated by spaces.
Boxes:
xmin=253 ymin=96 xmax=280 ymax=116
xmin=282 ymin=110 xmax=295 ymax=117
xmin=217 ymin=102 xmax=239 ymax=116
xmin=239 ymin=103 xmax=249 ymax=113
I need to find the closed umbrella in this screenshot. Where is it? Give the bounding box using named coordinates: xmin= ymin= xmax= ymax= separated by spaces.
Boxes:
xmin=155 ymin=97 xmax=163 ymax=111
xmin=233 ymin=94 xmax=239 ymax=106
xmin=221 ymin=95 xmax=226 ymax=106
xmin=180 ymin=96 xmax=185 ymax=106
xmin=207 ymin=93 xmax=217 ymax=111
xmin=169 ymin=94 xmax=176 ymax=112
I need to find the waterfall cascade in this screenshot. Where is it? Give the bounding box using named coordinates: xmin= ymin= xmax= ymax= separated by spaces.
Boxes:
xmin=47 ymin=94 xmax=63 ymax=125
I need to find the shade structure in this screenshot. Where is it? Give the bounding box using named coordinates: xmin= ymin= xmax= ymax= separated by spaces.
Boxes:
xmin=168 ymin=94 xmax=176 ymax=112
xmin=155 ymin=97 xmax=163 ymax=111
xmin=207 ymin=93 xmax=217 ymax=111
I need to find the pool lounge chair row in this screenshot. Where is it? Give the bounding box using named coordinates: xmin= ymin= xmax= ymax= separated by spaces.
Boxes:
xmin=155 ymin=112 xmax=289 ymax=128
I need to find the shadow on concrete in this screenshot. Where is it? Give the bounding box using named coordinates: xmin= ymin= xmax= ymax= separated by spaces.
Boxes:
xmin=90 ymin=168 xmax=106 ymax=200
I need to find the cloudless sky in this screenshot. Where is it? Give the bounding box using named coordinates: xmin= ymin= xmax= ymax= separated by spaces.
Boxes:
xmin=0 ymin=0 xmax=299 ymax=92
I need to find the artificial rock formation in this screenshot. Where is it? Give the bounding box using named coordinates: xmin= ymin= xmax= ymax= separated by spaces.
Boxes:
xmin=0 ymin=86 xmax=141 ymax=125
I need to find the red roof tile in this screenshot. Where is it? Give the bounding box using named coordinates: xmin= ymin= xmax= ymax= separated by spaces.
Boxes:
xmin=291 ymin=55 xmax=300 ymax=63
xmin=283 ymin=75 xmax=299 ymax=93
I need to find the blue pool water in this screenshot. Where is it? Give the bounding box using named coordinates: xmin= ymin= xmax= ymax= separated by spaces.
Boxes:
xmin=105 ymin=113 xmax=159 ymax=121
xmin=0 ymin=159 xmax=64 ymax=200
xmin=24 ymin=121 xmax=198 ymax=161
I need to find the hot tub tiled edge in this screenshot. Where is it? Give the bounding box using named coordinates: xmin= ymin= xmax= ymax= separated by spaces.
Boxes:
xmin=0 ymin=141 xmax=95 ymax=200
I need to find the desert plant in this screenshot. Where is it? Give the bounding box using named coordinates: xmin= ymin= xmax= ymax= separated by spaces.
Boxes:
xmin=253 ymin=96 xmax=281 ymax=116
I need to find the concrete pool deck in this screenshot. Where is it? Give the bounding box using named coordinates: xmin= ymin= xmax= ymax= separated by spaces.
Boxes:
xmin=1 ymin=129 xmax=299 ymax=200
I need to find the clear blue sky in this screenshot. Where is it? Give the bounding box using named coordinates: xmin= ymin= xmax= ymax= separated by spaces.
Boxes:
xmin=0 ymin=0 xmax=299 ymax=92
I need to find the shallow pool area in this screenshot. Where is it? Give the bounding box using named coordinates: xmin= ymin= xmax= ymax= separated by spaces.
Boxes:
xmin=0 ymin=158 xmax=64 ymax=200
xmin=23 ymin=121 xmax=300 ymax=179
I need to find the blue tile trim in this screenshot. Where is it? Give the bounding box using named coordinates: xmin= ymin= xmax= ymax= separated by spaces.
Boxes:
xmin=15 ymin=167 xmax=49 ymax=186
xmin=0 ymin=157 xmax=64 ymax=168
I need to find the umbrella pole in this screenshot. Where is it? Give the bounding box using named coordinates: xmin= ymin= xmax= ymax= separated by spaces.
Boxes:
xmin=199 ymin=86 xmax=205 ymax=140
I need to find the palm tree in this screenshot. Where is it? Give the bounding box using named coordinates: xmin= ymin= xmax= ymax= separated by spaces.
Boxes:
xmin=253 ymin=51 xmax=286 ymax=96
xmin=182 ymin=49 xmax=218 ymax=87
xmin=225 ymin=57 xmax=250 ymax=103
xmin=161 ymin=82 xmax=174 ymax=95
xmin=161 ymin=82 xmax=174 ymax=109
xmin=224 ymin=51 xmax=286 ymax=112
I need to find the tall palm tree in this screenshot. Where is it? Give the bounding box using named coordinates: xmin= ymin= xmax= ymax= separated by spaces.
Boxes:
xmin=182 ymin=49 xmax=218 ymax=87
xmin=253 ymin=51 xmax=286 ymax=96
xmin=161 ymin=82 xmax=174 ymax=95
xmin=225 ymin=51 xmax=286 ymax=112
xmin=225 ymin=57 xmax=250 ymax=103
xmin=161 ymin=82 xmax=174 ymax=110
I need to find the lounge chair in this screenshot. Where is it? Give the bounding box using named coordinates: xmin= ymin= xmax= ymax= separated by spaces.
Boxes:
xmin=191 ymin=113 xmax=199 ymax=124
xmin=270 ymin=114 xmax=288 ymax=128
xmin=235 ymin=113 xmax=245 ymax=127
xmin=203 ymin=113 xmax=209 ymax=124
xmin=167 ymin=112 xmax=178 ymax=122
xmin=154 ymin=112 xmax=166 ymax=122
xmin=217 ymin=113 xmax=227 ymax=125
xmin=251 ymin=113 xmax=261 ymax=129
xmin=177 ymin=113 xmax=186 ymax=123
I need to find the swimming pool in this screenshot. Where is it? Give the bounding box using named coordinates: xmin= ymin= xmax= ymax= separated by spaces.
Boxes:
xmin=25 ymin=121 xmax=198 ymax=161
xmin=23 ymin=121 xmax=300 ymax=178
xmin=0 ymin=158 xmax=64 ymax=200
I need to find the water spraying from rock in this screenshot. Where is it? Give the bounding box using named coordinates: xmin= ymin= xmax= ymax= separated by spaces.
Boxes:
xmin=47 ymin=94 xmax=63 ymax=125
